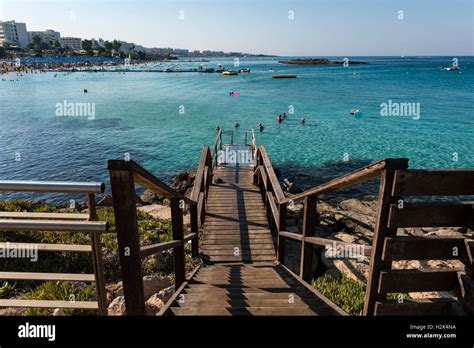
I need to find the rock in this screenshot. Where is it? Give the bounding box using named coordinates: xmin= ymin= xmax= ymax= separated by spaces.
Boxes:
xmin=111 ymin=275 xmax=171 ymax=300
xmin=97 ymin=194 xmax=113 ymax=207
xmin=0 ymin=307 xmax=24 ymax=316
xmin=53 ymin=308 xmax=65 ymax=316
xmin=107 ymin=296 xmax=126 ymax=316
xmin=173 ymin=171 xmax=196 ymax=194
xmin=156 ymin=285 xmax=175 ymax=304
xmin=142 ymin=275 xmax=172 ymax=299
xmin=138 ymin=204 xmax=171 ymax=220
xmin=145 ymin=294 xmax=165 ymax=315
xmin=425 ymin=228 xmax=465 ymax=238
xmin=137 ymin=204 xmax=190 ymax=224
xmin=140 ymin=189 xmax=165 ymax=204
xmin=339 ymin=198 xmax=376 ymax=217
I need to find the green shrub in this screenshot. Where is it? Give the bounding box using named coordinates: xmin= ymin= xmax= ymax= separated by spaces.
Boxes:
xmin=314 ymin=274 xmax=366 ymax=315
xmin=0 ymin=281 xmax=16 ymax=299
xmin=314 ymin=274 xmax=410 ymax=315
xmin=22 ymin=281 xmax=95 ymax=316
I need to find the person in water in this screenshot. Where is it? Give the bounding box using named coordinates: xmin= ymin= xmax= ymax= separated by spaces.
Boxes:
xmin=215 ymin=126 xmax=220 ymax=132
xmin=258 ymin=123 xmax=264 ymax=132
xmin=283 ymin=112 xmax=287 ymax=119
xmin=300 ymin=117 xmax=305 ymax=124
xmin=234 ymin=122 xmax=240 ymax=128
xmin=277 ymin=114 xmax=283 ymax=123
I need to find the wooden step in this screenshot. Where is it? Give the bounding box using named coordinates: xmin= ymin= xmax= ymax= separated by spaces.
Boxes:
xmin=208 ymin=255 xmax=276 ymax=262
xmin=174 ymin=299 xmax=323 ymax=308
xmin=169 ymin=306 xmax=322 ymax=316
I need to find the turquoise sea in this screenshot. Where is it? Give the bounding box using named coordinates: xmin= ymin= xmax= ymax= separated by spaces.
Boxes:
xmin=1 ymin=56 xmax=473 ymax=201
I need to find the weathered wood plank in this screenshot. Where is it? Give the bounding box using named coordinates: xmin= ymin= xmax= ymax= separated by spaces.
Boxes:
xmin=374 ymin=298 xmax=460 ymax=315
xmin=382 ymin=236 xmax=467 ymax=261
xmin=392 ymin=170 xmax=474 ymax=196
xmin=388 ymin=203 xmax=473 ymax=228
xmin=378 ymin=269 xmax=460 ymax=293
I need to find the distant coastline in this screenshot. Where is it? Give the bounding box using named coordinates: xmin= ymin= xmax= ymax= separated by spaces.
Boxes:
xmin=279 ymin=58 xmax=367 ymax=65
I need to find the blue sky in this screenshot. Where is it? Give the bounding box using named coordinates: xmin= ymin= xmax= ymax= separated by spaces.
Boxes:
xmin=1 ymin=0 xmax=472 ymax=55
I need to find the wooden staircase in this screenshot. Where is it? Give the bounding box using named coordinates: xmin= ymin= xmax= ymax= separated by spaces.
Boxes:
xmin=165 ymin=263 xmax=344 ymax=316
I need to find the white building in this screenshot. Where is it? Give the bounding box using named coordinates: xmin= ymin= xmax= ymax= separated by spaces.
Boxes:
xmin=0 ymin=20 xmax=29 ymax=48
xmin=60 ymin=37 xmax=82 ymax=50
xmin=28 ymin=29 xmax=61 ymax=46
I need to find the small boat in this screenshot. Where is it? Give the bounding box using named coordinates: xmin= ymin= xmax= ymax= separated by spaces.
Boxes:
xmin=223 ymin=70 xmax=238 ymax=76
xmin=239 ymin=68 xmax=250 ymax=73
xmin=272 ymin=74 xmax=297 ymax=79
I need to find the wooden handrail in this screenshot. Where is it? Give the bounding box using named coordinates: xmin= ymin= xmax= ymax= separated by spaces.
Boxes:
xmin=253 ymin=149 xmax=410 ymax=293
xmin=210 ymin=128 xmax=222 ymax=166
xmin=108 ymin=157 xmax=205 ymax=315
xmin=256 ymin=145 xmax=286 ymax=202
xmin=281 ymin=158 xmax=409 ymax=204
xmin=108 ymin=159 xmax=196 ymax=206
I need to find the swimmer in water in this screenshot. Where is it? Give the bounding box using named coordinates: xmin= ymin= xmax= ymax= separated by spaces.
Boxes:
xmin=215 ymin=126 xmax=221 ymax=132
xmin=300 ymin=117 xmax=305 ymax=125
xmin=258 ymin=123 xmax=264 ymax=132
xmin=234 ymin=122 xmax=240 ymax=128
xmin=283 ymin=112 xmax=287 ymax=119
xmin=277 ymin=114 xmax=283 ymax=123
xmin=84 ymin=89 xmax=88 ymax=93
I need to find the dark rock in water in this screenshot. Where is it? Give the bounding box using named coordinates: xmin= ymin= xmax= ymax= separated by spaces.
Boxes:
xmin=173 ymin=171 xmax=196 ymax=194
xmin=140 ymin=189 xmax=165 ymax=205
xmin=97 ymin=194 xmax=113 ymax=207
xmin=296 ymin=172 xmax=310 ymax=177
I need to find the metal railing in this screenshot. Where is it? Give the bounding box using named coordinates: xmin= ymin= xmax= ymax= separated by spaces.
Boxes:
xmin=0 ymin=180 xmax=108 ymax=315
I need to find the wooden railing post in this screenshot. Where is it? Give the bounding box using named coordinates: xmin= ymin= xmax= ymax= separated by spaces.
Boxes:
xmin=108 ymin=161 xmax=145 ymax=315
xmin=364 ymin=164 xmax=407 ymax=315
xmin=190 ymin=204 xmax=199 ymax=257
xmin=277 ymin=203 xmax=287 ymax=264
xmin=171 ymin=198 xmax=185 ymax=288
xmin=300 ymin=195 xmax=317 ymax=282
